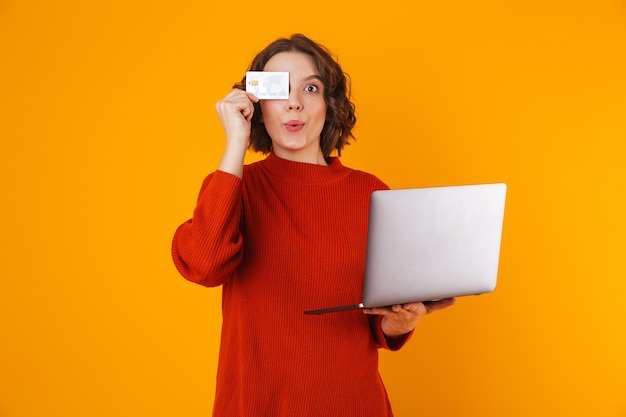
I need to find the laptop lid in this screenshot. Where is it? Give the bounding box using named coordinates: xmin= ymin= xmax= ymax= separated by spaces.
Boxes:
xmin=304 ymin=183 xmax=506 ymax=315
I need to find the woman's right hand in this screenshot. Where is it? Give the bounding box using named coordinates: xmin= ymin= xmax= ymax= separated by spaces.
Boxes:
xmin=215 ymin=89 xmax=260 ymax=178
xmin=215 ymin=89 xmax=260 ymax=150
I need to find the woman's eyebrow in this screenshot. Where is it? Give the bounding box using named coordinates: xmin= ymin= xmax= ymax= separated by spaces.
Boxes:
xmin=298 ymin=74 xmax=323 ymax=82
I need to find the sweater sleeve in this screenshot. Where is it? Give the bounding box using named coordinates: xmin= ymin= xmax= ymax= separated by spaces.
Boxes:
xmin=171 ymin=170 xmax=244 ymax=287
xmin=368 ymin=315 xmax=414 ymax=351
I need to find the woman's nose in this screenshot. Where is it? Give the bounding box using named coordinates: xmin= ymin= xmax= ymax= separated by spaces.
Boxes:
xmin=287 ymin=93 xmax=302 ymax=110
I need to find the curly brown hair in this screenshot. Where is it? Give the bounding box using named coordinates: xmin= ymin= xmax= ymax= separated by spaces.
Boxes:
xmin=234 ymin=34 xmax=356 ymax=157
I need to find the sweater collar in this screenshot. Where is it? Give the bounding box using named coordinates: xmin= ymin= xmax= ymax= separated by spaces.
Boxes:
xmin=259 ymin=152 xmax=350 ymax=186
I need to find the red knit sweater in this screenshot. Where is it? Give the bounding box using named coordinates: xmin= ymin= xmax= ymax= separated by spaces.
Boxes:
xmin=172 ymin=153 xmax=411 ymax=416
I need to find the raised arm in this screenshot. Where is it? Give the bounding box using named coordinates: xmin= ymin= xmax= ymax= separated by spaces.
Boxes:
xmin=215 ymin=89 xmax=259 ymax=178
xmin=171 ymin=89 xmax=259 ymax=286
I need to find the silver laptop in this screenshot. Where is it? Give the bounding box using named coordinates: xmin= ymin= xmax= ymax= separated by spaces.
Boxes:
xmin=304 ymin=183 xmax=507 ymax=315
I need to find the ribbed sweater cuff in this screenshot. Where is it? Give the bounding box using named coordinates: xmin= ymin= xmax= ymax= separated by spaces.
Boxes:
xmin=371 ymin=315 xmax=414 ymax=351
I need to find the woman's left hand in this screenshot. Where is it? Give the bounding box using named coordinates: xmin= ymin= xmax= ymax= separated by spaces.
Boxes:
xmin=363 ymin=298 xmax=456 ymax=337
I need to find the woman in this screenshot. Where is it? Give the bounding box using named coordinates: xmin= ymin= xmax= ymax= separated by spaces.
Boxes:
xmin=171 ymin=33 xmax=454 ymax=416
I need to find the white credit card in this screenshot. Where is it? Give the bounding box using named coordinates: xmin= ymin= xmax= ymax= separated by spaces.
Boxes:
xmin=246 ymin=71 xmax=289 ymax=99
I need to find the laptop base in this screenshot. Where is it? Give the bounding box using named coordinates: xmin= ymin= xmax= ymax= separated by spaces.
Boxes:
xmin=304 ymin=303 xmax=365 ymax=315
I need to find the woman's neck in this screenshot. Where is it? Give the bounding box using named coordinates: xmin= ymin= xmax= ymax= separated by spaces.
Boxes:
xmin=272 ymin=147 xmax=328 ymax=166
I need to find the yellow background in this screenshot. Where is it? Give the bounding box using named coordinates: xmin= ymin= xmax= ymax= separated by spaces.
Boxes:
xmin=1 ymin=0 xmax=625 ymax=416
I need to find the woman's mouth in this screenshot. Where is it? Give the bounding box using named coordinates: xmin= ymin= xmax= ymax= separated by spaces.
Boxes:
xmin=284 ymin=120 xmax=304 ymax=132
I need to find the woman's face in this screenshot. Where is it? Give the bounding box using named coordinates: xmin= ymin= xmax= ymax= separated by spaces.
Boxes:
xmin=260 ymin=51 xmax=327 ymax=164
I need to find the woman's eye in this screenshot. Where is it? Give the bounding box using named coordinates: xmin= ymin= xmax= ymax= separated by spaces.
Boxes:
xmin=304 ymin=84 xmax=319 ymax=93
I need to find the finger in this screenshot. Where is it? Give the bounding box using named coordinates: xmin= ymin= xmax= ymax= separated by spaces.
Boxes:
xmin=240 ymin=103 xmax=254 ymax=121
xmin=364 ymin=305 xmax=414 ymax=318
xmin=245 ymin=91 xmax=260 ymax=103
xmin=423 ymin=298 xmax=456 ymax=314
xmin=228 ymin=89 xmax=260 ymax=106
xmin=400 ymin=302 xmax=428 ymax=317
xmin=219 ymin=89 xmax=258 ymax=107
xmin=217 ymin=94 xmax=255 ymax=123
xmin=238 ymin=95 xmax=259 ymax=121
xmin=362 ymin=307 xmax=394 ymax=316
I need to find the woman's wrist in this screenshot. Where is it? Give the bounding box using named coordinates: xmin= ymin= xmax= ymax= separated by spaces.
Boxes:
xmin=217 ymin=142 xmax=247 ymax=178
